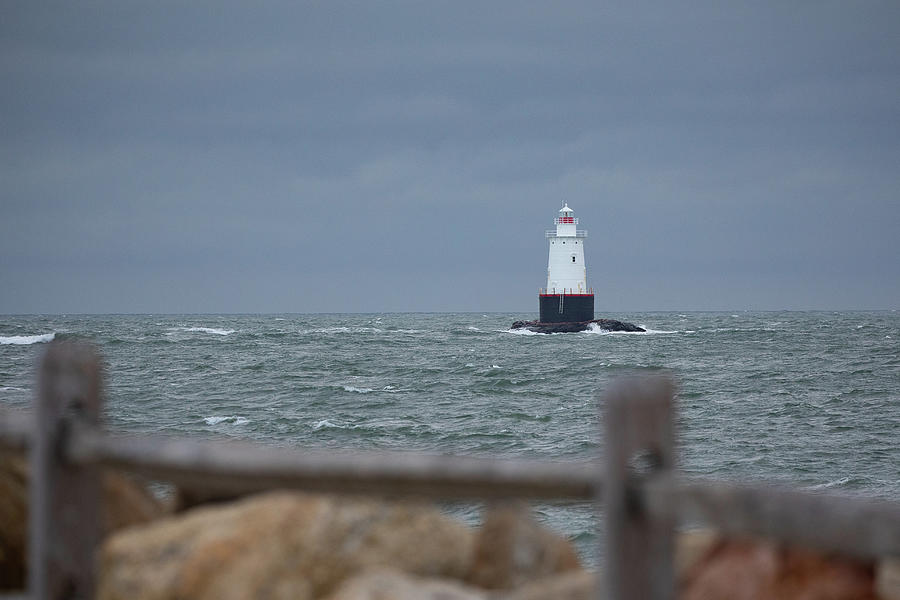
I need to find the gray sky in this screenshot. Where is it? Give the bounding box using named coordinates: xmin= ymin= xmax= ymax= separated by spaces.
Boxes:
xmin=2 ymin=1 xmax=898 ymax=313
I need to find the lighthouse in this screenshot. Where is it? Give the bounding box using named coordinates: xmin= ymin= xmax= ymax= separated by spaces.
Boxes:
xmin=540 ymin=204 xmax=594 ymax=323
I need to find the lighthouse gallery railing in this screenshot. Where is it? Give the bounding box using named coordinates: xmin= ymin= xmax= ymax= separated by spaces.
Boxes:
xmin=1 ymin=340 xmax=898 ymax=600
xmin=546 ymin=229 xmax=588 ymax=237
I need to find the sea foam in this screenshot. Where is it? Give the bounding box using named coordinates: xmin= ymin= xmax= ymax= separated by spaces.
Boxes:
xmin=583 ymin=324 xmax=678 ymax=335
xmin=342 ymin=385 xmax=373 ymax=394
xmin=179 ymin=327 xmax=235 ymax=335
xmin=504 ymin=328 xmax=539 ymax=336
xmin=203 ymin=415 xmax=249 ymax=425
xmin=312 ymin=419 xmax=352 ymax=430
xmin=0 ymin=333 xmax=55 ymax=345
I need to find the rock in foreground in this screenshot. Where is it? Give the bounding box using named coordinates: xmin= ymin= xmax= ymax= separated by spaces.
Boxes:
xmin=466 ymin=502 xmax=581 ymax=590
xmin=510 ymin=319 xmax=645 ymax=334
xmin=99 ymin=491 xmax=475 ymax=600
xmin=0 ymin=449 xmax=165 ymax=591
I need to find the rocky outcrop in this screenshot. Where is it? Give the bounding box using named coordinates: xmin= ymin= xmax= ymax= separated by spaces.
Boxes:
xmin=0 ymin=449 xmax=165 ymax=591
xmin=510 ymin=319 xmax=645 ymax=334
xmin=466 ymin=502 xmax=582 ymax=590
xmin=98 ymin=491 xmax=476 ymax=600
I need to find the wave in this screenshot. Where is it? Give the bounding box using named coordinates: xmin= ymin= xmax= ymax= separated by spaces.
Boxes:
xmin=583 ymin=324 xmax=678 ymax=335
xmin=342 ymin=385 xmax=373 ymax=394
xmin=177 ymin=327 xmax=235 ymax=335
xmin=504 ymin=328 xmax=540 ymax=336
xmin=638 ymin=328 xmax=679 ymax=335
xmin=301 ymin=326 xmax=424 ymax=336
xmin=0 ymin=333 xmax=56 ymax=345
xmin=302 ymin=326 xmax=381 ymax=335
xmin=805 ymin=476 xmax=851 ymax=490
xmin=203 ymin=415 xmax=249 ymax=425
xmin=312 ymin=419 xmax=352 ymax=431
xmin=709 ymin=327 xmax=779 ymax=333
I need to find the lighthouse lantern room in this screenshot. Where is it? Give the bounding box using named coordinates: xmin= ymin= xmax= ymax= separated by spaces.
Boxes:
xmin=540 ymin=204 xmax=595 ymax=323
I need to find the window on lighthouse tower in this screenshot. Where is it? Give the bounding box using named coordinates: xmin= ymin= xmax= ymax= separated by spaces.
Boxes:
xmin=572 ymin=256 xmax=576 ymax=263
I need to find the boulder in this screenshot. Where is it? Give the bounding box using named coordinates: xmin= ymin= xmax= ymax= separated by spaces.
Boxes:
xmin=0 ymin=448 xmax=165 ymax=591
xmin=501 ymin=570 xmax=597 ymax=600
xmin=0 ymin=451 xmax=28 ymax=590
xmin=98 ymin=491 xmax=475 ymax=600
xmin=510 ymin=319 xmax=644 ymax=334
xmin=680 ymin=537 xmax=876 ymax=600
xmin=324 ymin=568 xmax=486 ymax=600
xmin=466 ymin=502 xmax=582 ymax=590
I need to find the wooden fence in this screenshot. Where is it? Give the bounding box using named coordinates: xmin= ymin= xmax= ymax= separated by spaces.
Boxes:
xmin=1 ymin=340 xmax=899 ymax=599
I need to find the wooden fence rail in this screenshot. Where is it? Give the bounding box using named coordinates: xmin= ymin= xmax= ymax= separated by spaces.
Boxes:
xmin=1 ymin=340 xmax=898 ymax=600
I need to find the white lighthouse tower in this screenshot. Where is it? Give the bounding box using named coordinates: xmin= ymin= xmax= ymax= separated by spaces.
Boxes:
xmin=540 ymin=204 xmax=594 ymax=322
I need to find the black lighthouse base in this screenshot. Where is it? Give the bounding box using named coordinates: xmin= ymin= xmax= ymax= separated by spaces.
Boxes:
xmin=510 ymin=318 xmax=645 ymax=334
xmin=539 ymin=293 xmax=594 ymax=323
xmin=513 ymin=293 xmax=644 ymax=334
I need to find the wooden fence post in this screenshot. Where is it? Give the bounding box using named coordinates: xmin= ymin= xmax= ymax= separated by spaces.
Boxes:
xmin=29 ymin=341 xmax=103 ymax=600
xmin=603 ymin=375 xmax=676 ymax=600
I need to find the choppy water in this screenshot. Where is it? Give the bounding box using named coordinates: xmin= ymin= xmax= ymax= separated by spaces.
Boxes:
xmin=1 ymin=311 xmax=898 ymax=560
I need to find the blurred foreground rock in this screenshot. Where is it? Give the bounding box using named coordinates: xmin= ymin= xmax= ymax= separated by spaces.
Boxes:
xmin=5 ymin=455 xmax=897 ymax=600
xmin=466 ymin=501 xmax=582 ymax=590
xmin=99 ymin=492 xmax=586 ymax=600
xmin=0 ymin=449 xmax=165 ymax=591
xmin=501 ymin=570 xmax=597 ymax=600
xmin=324 ymin=569 xmax=486 ymax=600
xmin=98 ymin=491 xmax=477 ymax=600
xmin=679 ymin=532 xmax=883 ymax=600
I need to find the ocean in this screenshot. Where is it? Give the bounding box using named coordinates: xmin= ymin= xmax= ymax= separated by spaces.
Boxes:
xmin=1 ymin=311 xmax=898 ymax=560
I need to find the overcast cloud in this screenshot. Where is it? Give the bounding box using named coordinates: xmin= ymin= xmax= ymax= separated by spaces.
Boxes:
xmin=2 ymin=1 xmax=898 ymax=313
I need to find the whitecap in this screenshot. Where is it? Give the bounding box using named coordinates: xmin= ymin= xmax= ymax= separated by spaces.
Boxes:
xmin=312 ymin=419 xmax=351 ymax=431
xmin=639 ymin=327 xmax=679 ymax=334
xmin=504 ymin=328 xmax=539 ymax=336
xmin=490 ymin=364 xmax=501 ymax=369
xmin=805 ymin=476 xmax=851 ymax=490
xmin=301 ymin=326 xmax=383 ymax=335
xmin=467 ymin=326 xmax=480 ymax=331
xmin=583 ymin=324 xmax=678 ymax=335
xmin=203 ymin=415 xmax=249 ymax=425
xmin=0 ymin=333 xmax=55 ymax=345
xmin=180 ymin=327 xmax=235 ymax=335
xmin=342 ymin=385 xmax=373 ymax=394
xmin=0 ymin=386 xmax=25 ymax=391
